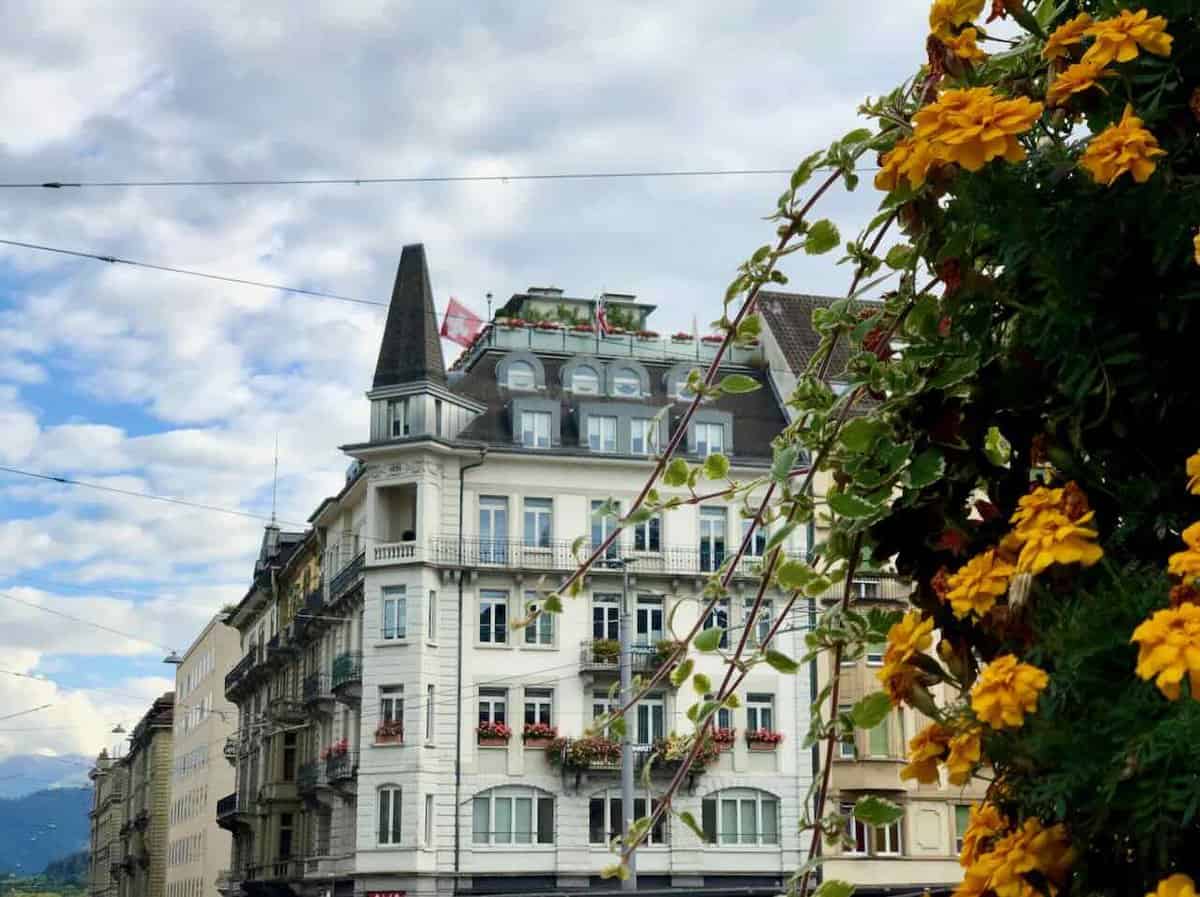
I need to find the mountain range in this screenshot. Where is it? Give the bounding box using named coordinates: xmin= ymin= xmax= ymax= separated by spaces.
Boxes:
xmin=0 ymin=787 xmax=91 ymax=874
xmin=0 ymin=754 xmax=91 ymax=798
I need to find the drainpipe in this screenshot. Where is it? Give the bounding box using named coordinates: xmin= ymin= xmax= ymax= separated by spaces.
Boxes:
xmin=454 ymin=447 xmax=487 ymax=893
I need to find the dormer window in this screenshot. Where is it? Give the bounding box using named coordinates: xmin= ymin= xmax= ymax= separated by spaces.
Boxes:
xmin=612 ymin=367 xmax=641 ymax=398
xmin=508 ymin=361 xmax=536 ymax=390
xmin=389 ymin=398 xmax=410 ymax=438
xmin=520 ymin=411 xmax=551 ymax=448
xmin=573 ymin=366 xmax=600 ymax=394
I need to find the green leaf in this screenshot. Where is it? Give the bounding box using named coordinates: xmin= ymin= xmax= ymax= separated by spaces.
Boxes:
xmin=905 ymin=448 xmax=945 ymax=489
xmin=776 ymin=559 xmax=818 ymax=591
xmin=840 ymin=127 xmax=873 ymax=147
xmin=766 ymin=520 xmax=798 ymax=551
xmin=542 ymin=594 xmax=563 ymax=614
xmin=849 ymin=692 xmax=892 ymax=729
xmin=765 ymin=650 xmax=799 ymax=674
xmin=771 ymin=446 xmax=799 ymax=484
xmin=571 ymin=535 xmax=587 ymax=558
xmin=663 ymin=458 xmax=690 ymax=487
xmin=804 ymin=219 xmax=841 ymax=255
xmin=839 ymin=418 xmax=887 ymax=453
xmin=984 ymin=426 xmax=1012 ymax=468
xmin=692 ymin=672 xmax=713 ymax=695
xmin=813 ymin=880 xmax=855 ymax=897
xmin=670 ymin=657 xmax=695 ymax=688
xmin=853 ymin=795 xmax=903 ymax=827
xmin=703 ymin=453 xmax=731 ymax=480
xmin=718 ymin=373 xmax=761 ymax=394
xmin=600 ymin=864 xmax=630 ymax=881
xmin=686 ymin=702 xmax=700 ymax=723
xmin=677 ymin=810 xmax=706 ymax=841
xmin=827 ymin=490 xmax=881 ymax=519
xmin=694 ymin=628 xmax=723 ymax=653
xmin=721 ymin=692 xmax=741 ymax=709
xmin=790 ymin=150 xmax=823 ymax=191
xmin=609 ymin=716 xmax=627 ymax=739
xmin=622 ymin=506 xmax=654 ymax=526
xmin=884 ymin=244 xmax=915 ymax=270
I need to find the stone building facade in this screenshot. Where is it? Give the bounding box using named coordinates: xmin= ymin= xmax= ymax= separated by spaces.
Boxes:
xmin=116 ymin=694 xmax=175 ymax=897
xmin=89 ymin=749 xmax=129 ymax=897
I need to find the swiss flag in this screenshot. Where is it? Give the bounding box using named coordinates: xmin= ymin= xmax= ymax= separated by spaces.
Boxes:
xmin=440 ymin=297 xmax=484 ymax=348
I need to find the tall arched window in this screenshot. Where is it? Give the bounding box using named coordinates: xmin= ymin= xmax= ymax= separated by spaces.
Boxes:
xmin=472 ymin=787 xmax=554 ymax=845
xmin=573 ymin=365 xmax=600 ymax=394
xmin=700 ymin=788 xmax=779 ymax=845
xmin=508 ymin=360 xmax=536 ymax=390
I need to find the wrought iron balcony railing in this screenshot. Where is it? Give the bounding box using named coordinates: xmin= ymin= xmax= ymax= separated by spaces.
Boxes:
xmin=328 ymin=552 xmax=365 ymax=602
xmin=331 ymin=651 xmax=362 ymax=691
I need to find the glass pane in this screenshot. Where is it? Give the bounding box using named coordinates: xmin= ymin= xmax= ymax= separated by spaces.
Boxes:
xmin=495 ymin=798 xmax=512 ymax=844
xmin=610 ymin=798 xmax=623 ymax=841
xmin=514 ymin=798 xmax=533 ymax=844
xmin=651 ymin=799 xmax=666 ymax=844
xmin=378 ymin=791 xmax=390 ymax=844
xmin=762 ymin=800 xmax=778 ymax=844
xmin=955 ymin=805 xmax=971 ymax=838
xmin=537 ymin=798 xmax=554 ymax=844
xmin=589 ymin=799 xmax=605 ymax=844
xmin=392 ymin=789 xmax=403 ymax=844
xmin=720 ymin=800 xmax=738 ymax=845
xmin=494 ymin=601 xmax=507 ymax=643
xmin=479 ymin=604 xmax=491 ymax=643
xmin=701 ymin=799 xmax=717 ymax=844
xmin=740 ymin=800 xmax=757 ymax=845
xmin=869 ymin=719 xmax=889 ymax=756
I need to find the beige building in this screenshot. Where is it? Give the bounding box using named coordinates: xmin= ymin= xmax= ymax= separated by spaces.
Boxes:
xmin=89 ymin=749 xmax=129 ymax=897
xmin=168 ymin=615 xmax=239 ymax=897
xmin=117 ymin=693 xmax=175 ymax=897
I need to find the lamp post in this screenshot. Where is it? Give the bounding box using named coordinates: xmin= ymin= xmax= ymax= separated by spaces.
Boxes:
xmin=604 ymin=555 xmax=637 ymax=892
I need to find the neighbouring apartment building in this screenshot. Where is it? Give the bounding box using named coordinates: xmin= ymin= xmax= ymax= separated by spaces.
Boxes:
xmin=216 ymin=243 xmax=871 ymax=897
xmin=116 ymin=693 xmax=175 ymax=897
xmin=89 ymin=749 xmax=129 ymax=897
xmin=168 ymin=614 xmax=239 ymax=897
xmin=760 ymin=291 xmax=988 ymax=894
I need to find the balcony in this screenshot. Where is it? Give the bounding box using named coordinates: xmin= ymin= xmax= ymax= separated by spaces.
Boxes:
xmin=484 ymin=323 xmax=764 ymax=366
xmin=297 ymin=760 xmax=327 ymax=795
xmin=302 ymin=672 xmax=335 ymax=714
xmin=367 ymin=539 xmax=424 ymax=567
xmin=224 ymin=646 xmax=259 ymax=697
xmin=216 ymin=793 xmax=250 ymax=831
xmin=223 ymin=735 xmax=241 ymax=764
xmin=331 ymin=651 xmax=362 ymax=699
xmin=328 ymin=552 xmax=365 ymax=603
xmin=578 ymin=641 xmax=674 ymax=677
xmin=325 ymin=749 xmax=358 ymax=785
xmin=268 ymin=695 xmax=305 ymax=724
xmin=293 ymin=587 xmax=324 ymax=642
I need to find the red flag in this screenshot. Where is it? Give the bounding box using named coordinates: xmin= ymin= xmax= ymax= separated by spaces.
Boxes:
xmin=440 ymin=297 xmax=483 ymax=348
xmin=595 ymin=295 xmax=610 ymax=335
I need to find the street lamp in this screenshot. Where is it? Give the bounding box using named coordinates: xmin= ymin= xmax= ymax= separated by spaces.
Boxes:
xmin=162 ymin=650 xmax=184 ymax=665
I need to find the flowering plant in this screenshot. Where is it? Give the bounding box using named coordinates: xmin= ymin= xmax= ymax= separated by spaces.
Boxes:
xmin=533 ymin=320 xmax=561 ymax=330
xmin=374 ymin=720 xmax=403 ymax=739
xmin=635 ymin=330 xmax=660 ymax=339
xmin=712 ymin=726 xmax=737 ymax=744
xmin=744 ymin=728 xmax=783 ymax=745
xmin=522 ymin=722 xmax=557 ymax=740
xmin=476 ymin=721 xmax=512 ymax=740
xmin=546 ymin=735 xmax=621 ymax=769
xmin=331 ymin=738 xmax=348 ymax=755
xmin=670 ymin=332 xmax=693 ymax=341
xmin=571 ymin=322 xmax=595 ymax=333
xmin=700 ymin=334 xmax=723 ymax=344
xmin=497 ymin=317 xmax=526 ymax=329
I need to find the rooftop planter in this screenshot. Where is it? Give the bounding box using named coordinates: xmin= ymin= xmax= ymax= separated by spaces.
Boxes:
xmin=571 ymin=323 xmax=595 ymax=333
xmin=522 ymin=722 xmax=558 ymax=749
xmin=745 ymin=729 xmax=783 ymax=751
xmin=635 ymin=330 xmax=660 ymax=340
xmin=532 ymin=320 xmax=562 ymax=330
xmin=496 ymin=318 xmax=527 ymax=330
xmin=374 ymin=721 xmax=403 ymax=745
xmin=701 ymin=334 xmax=724 ymax=344
xmin=477 ymin=721 xmax=512 ymax=747
xmin=671 ymin=332 xmax=694 ymax=342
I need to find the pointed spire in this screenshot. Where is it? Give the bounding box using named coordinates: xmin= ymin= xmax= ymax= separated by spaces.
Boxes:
xmin=373 ymin=243 xmax=447 ymax=389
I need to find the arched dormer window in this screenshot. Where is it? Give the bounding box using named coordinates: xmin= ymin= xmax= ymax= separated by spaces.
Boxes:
xmin=496 ymin=352 xmax=546 ymax=392
xmin=560 ymin=356 xmax=606 ymax=395
xmin=664 ymin=363 xmax=701 ymax=402
xmin=699 ymin=788 xmax=780 ymax=845
xmin=573 ymin=365 xmax=600 ymax=394
xmin=606 ymin=360 xmax=649 ymax=398
xmin=508 ymin=360 xmax=535 ymax=390
xmin=471 ymin=786 xmax=555 ymax=845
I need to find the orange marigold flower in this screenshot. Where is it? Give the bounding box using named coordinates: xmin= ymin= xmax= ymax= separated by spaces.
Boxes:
xmin=1083 ymin=8 xmax=1173 ymax=66
xmin=1080 ymin=104 xmax=1166 ymax=185
xmin=970 ymin=654 xmax=1049 ymax=729
xmin=878 ymin=659 xmax=920 ymax=705
xmin=884 ymin=610 xmax=935 ymax=664
xmin=984 ymin=818 xmax=1074 ymax=897
xmin=930 ymin=0 xmax=985 ymax=39
xmin=943 ymin=27 xmax=988 ymax=63
xmin=959 ymin=802 xmax=1008 ymax=866
xmin=901 ymin=722 xmax=952 ymax=783
xmin=1168 ymin=521 xmax=1200 ymax=581
xmin=1047 ymin=60 xmax=1114 ymax=107
xmin=1061 ymin=481 xmax=1091 ymax=521
xmin=1010 ymin=484 xmax=1065 ymax=531
xmin=1015 ymin=509 xmax=1104 ymax=574
xmin=1042 ymin=12 xmax=1093 ymax=60
xmin=946 ymin=726 xmax=982 ymax=785
xmin=1132 ymin=601 xmax=1200 ymax=700
xmin=1169 ymin=582 xmax=1200 ymax=608
xmin=945 ymin=550 xmax=1015 ymax=618
xmin=914 ymin=87 xmax=1043 ymax=172
xmin=1187 ymin=450 xmax=1200 ymax=494
xmin=875 ymin=136 xmax=938 ymax=191
xmin=1147 ymin=874 xmax=1200 ymax=897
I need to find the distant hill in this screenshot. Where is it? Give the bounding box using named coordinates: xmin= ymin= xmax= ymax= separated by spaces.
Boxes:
xmin=43 ymin=851 xmax=88 ymax=884
xmin=0 ymin=756 xmax=90 ymax=798
xmin=0 ymin=788 xmax=90 ymax=874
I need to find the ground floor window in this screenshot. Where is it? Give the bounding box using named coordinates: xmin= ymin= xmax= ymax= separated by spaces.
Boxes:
xmin=588 ymin=791 xmax=667 ymax=845
xmin=701 ymin=789 xmax=779 ymax=845
xmin=472 ymin=788 xmax=554 ymax=845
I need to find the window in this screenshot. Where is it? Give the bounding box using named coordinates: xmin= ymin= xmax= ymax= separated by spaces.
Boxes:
xmin=591 ymin=499 xmax=620 ymax=559
xmin=695 ymin=422 xmax=725 ymax=458
xmin=699 ymin=507 xmax=726 ymax=573
xmin=587 ymin=415 xmax=617 ymax=452
xmin=593 ymin=594 xmax=619 ymax=641
xmin=705 ymin=598 xmax=729 ymax=649
xmin=279 ymin=812 xmax=294 ymax=858
xmin=747 ymin=694 xmax=774 ymax=732
xmin=479 ymin=496 xmax=508 ymax=563
xmin=868 ymin=714 xmax=890 ymax=757
xmin=745 ymin=599 xmax=772 ymax=647
xmin=954 ymin=805 xmax=971 ymax=854
xmin=741 ymin=517 xmax=767 ymax=557
xmin=427 ymin=590 xmax=438 ymax=641
xmin=672 ymin=372 xmax=695 ymax=400
xmin=631 ymin=418 xmax=657 ymax=455
xmin=425 ymin=794 xmax=436 ymax=847
xmin=841 ymin=800 xmax=902 ymax=856
xmin=636 ymin=695 xmax=666 ymax=745
xmin=520 ymin=411 xmax=551 ymax=448
xmin=390 ymin=398 xmax=410 ymax=438
xmin=842 ymin=803 xmax=868 ymax=854
xmin=701 ymin=790 xmax=779 ymax=845
xmin=592 ymin=691 xmax=616 ymax=737
xmin=435 ymin=399 xmax=443 ymax=436
xmin=589 ymin=792 xmax=667 ymax=845
xmin=426 ymin=685 xmax=435 ymax=742
xmin=838 ymin=704 xmax=856 ymax=759
xmin=472 ymin=789 xmax=554 ymax=845
xmin=508 ymin=360 xmax=536 ymax=390
xmin=612 ymin=367 xmax=641 ymax=397
xmin=378 ymin=787 xmax=402 ymax=845
xmin=573 ymin=365 xmax=600 ymax=394
xmin=382 ymin=586 xmax=407 ymax=640
xmin=873 ymin=816 xmax=903 ymax=855
xmin=282 ymin=733 xmax=297 ymax=781
xmin=524 ymin=688 xmax=553 ymax=726
xmin=635 ymin=595 xmax=663 ymax=646
xmin=865 ymin=641 xmax=885 ymax=666
xmin=852 ymin=579 xmax=882 ymax=599
xmin=380 ymin=686 xmax=403 ymax=725
xmin=524 ymin=591 xmax=554 ymax=645
xmin=523 ymin=498 xmax=553 ymax=548
xmin=706 ymin=695 xmax=733 ymax=731
xmin=479 ymin=591 xmax=508 ymax=644
xmin=478 ymin=689 xmax=507 ymax=726
xmin=633 ymin=514 xmax=661 ymax=552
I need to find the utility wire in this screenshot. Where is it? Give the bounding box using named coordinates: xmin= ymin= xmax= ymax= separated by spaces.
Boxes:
xmin=0 ymin=591 xmax=174 ymax=653
xmin=0 ymin=168 xmax=803 ymax=190
xmin=0 ymin=704 xmax=54 ymax=723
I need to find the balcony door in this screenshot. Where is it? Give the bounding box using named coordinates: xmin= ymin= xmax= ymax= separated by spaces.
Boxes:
xmin=636 ymin=695 xmax=666 ymax=745
xmin=635 ymin=596 xmax=663 ymax=647
xmin=593 ymin=594 xmax=620 ymax=642
xmin=699 ymin=507 xmax=727 ymax=573
xmin=479 ymin=496 xmax=509 ymax=564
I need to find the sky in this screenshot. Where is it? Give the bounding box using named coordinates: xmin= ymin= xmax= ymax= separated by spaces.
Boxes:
xmin=0 ymin=0 xmax=935 ymax=765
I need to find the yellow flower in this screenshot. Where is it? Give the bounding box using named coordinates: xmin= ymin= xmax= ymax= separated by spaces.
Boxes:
xmin=943 ymin=27 xmax=988 ymax=63
xmin=970 ymin=654 xmax=1049 ymax=728
xmin=1083 ymin=8 xmax=1173 ymax=66
xmin=984 ymin=818 xmax=1074 ymax=897
xmin=1132 ymin=601 xmax=1200 ymax=700
xmin=875 ymin=136 xmax=938 ymax=191
xmin=1080 ymin=104 xmax=1166 ymax=185
xmin=901 ymin=722 xmax=952 ymax=783
xmin=1046 ymin=60 xmax=1114 ymax=107
xmin=1148 ymin=874 xmax=1200 ymax=897
xmin=1187 ymin=451 xmax=1200 ymax=494
xmin=878 ymin=660 xmax=919 ymax=705
xmin=946 ymin=550 xmax=1015 ymax=618
xmin=946 ymin=727 xmax=982 ymax=785
xmin=1042 ymin=12 xmax=1093 ymax=60
xmin=930 ymin=0 xmax=985 ymax=39
xmin=884 ymin=610 xmax=935 ymax=663
xmin=1010 ymin=485 xmax=1064 ymax=532
xmin=1015 ymin=509 xmax=1104 ymax=574
xmin=960 ymin=802 xmax=1008 ymax=866
xmin=954 ymin=862 xmax=995 ymax=897
xmin=1168 ymin=521 xmax=1200 ymax=580
xmin=914 ymin=87 xmax=1043 ymax=172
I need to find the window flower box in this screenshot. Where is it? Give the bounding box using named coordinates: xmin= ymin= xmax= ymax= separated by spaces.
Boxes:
xmin=546 ymin=736 xmax=621 ymax=770
xmin=671 ymin=332 xmax=694 ymax=342
xmin=654 ymin=639 xmax=684 ymax=669
xmin=374 ymin=721 xmax=403 ymax=746
xmin=477 ymin=721 xmax=512 ymax=747
xmin=522 ymin=722 xmax=558 ymax=749
xmin=745 ymin=729 xmax=783 ymax=751
xmin=533 ymin=320 xmax=562 ymax=330
xmin=713 ymin=727 xmax=737 ymax=751
xmin=650 ymin=732 xmax=719 ymax=771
